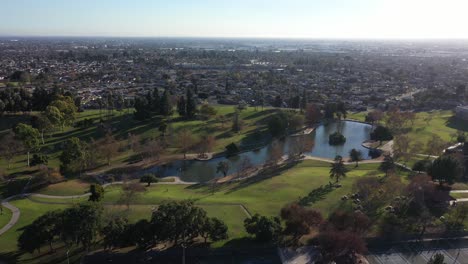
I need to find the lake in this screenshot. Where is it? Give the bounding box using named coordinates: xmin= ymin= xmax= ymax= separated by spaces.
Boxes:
xmin=143 ymin=120 xmax=377 ymax=182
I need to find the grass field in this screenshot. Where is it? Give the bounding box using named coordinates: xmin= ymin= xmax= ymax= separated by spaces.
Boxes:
xmin=0 ymin=206 xmax=12 ymax=232
xmin=37 ymin=179 xmax=91 ymax=196
xmin=0 ymin=199 xmax=68 ymax=253
xmin=349 ymin=110 xmax=467 ymax=153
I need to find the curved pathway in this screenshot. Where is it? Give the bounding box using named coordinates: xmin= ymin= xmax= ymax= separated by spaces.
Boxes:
xmin=0 ymin=196 xmax=21 ymax=236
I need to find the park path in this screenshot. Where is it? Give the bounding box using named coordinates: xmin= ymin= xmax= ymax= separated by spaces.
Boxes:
xmin=0 ymin=197 xmax=20 ymax=236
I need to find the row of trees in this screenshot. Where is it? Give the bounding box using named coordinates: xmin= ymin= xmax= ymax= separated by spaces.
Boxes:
xmin=18 ymin=200 xmax=228 ymax=254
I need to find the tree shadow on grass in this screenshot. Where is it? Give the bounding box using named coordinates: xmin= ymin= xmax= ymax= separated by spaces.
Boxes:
xmin=298 ymin=184 xmax=335 ymax=206
xmin=242 ymin=109 xmax=277 ymax=121
xmin=208 ymin=161 xmax=302 ymax=195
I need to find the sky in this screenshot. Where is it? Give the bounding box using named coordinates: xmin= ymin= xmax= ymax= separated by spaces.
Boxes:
xmin=1 ymin=0 xmax=468 ymax=39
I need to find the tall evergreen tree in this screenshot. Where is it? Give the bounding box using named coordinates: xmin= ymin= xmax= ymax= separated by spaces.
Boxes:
xmin=152 ymin=88 xmax=160 ymax=113
xmin=177 ymin=96 xmax=187 ymax=117
xmin=186 ymin=88 xmax=197 ymax=118
xmin=301 ymin=89 xmax=308 ymax=111
xmin=160 ymin=88 xmax=172 ymax=116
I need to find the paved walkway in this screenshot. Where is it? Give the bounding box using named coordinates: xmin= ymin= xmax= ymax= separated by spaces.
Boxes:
xmin=0 ymin=197 xmax=20 ymax=236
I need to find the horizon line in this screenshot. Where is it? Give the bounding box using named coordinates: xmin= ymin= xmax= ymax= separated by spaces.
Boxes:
xmin=2 ymin=34 xmax=468 ymax=42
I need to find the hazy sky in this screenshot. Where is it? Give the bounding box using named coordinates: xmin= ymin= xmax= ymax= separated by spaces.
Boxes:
xmin=1 ymin=0 xmax=468 ymax=39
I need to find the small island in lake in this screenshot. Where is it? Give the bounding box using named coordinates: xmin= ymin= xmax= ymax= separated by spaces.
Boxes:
xmin=329 ymin=131 xmax=346 ymax=145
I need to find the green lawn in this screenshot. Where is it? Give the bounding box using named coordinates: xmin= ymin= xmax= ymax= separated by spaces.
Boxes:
xmin=450 ymin=192 xmax=468 ymax=199
xmin=100 ymin=160 xmax=383 ymax=217
xmin=0 ymin=205 xmax=12 ymax=231
xmin=0 ymin=199 xmax=68 ymax=253
xmin=37 ymin=179 xmax=91 ymax=196
xmin=349 ymin=110 xmax=466 ymax=154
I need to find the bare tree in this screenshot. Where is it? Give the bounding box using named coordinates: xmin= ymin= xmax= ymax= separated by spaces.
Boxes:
xmin=141 ymin=139 xmax=164 ymax=161
xmin=96 ymin=132 xmax=120 ymax=166
xmin=119 ymin=182 xmax=146 ymax=210
xmin=0 ymin=131 xmax=24 ymax=169
xmin=237 ymin=156 xmax=253 ymax=178
xmin=177 ymin=128 xmax=196 ymax=159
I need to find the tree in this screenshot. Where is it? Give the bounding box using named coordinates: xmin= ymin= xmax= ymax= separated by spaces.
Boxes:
xmin=196 ymin=135 xmax=215 ymax=157
xmin=300 ymin=89 xmax=308 ymax=111
xmin=288 ymin=113 xmax=304 ymax=130
xmin=140 ymin=138 xmax=164 ymax=161
xmin=216 ymin=161 xmax=230 ymax=177
xmin=365 ymin=109 xmax=384 ymax=126
xmin=199 ymin=104 xmax=217 ymax=118
xmin=31 ymin=115 xmax=52 ymax=144
xmin=89 ymin=184 xmax=104 ymax=202
xmin=268 ymin=113 xmax=288 ymax=138
xmin=96 ymin=132 xmax=119 ymax=166
xmin=30 ymin=154 xmax=48 ymax=166
xmin=18 ymin=210 xmax=61 ymax=253
xmin=151 ymin=200 xmax=212 ymax=245
xmin=201 ymin=217 xmax=228 ymax=243
xmin=232 ymin=110 xmax=243 ymax=132
xmin=186 ymin=88 xmax=197 ymax=118
xmin=133 ymin=97 xmax=151 ymax=120
xmin=280 ymin=203 xmax=323 ymax=243
xmin=59 ymin=137 xmax=85 ymax=175
xmin=393 ymin=134 xmax=411 ymax=163
xmin=244 ymin=214 xmax=282 ymax=242
xmin=60 ymin=203 xmax=103 ymax=250
xmin=425 ymin=135 xmax=446 ymax=158
xmin=45 ymin=105 xmax=64 ymax=130
xmin=13 ymin=123 xmax=40 ymax=167
xmin=349 ymin=149 xmax=363 ymax=167
xmin=429 ymin=155 xmax=460 ymax=185
xmin=273 ymin=95 xmax=283 ymax=107
xmin=100 ymin=217 xmax=128 ymax=250
xmin=330 ymin=155 xmax=348 ymax=183
xmin=160 ymin=88 xmax=172 ymax=116
xmin=119 ymin=182 xmax=146 ymax=209
xmin=177 ymin=96 xmax=187 ymax=116
xmin=152 ymin=87 xmax=161 ymax=113
xmin=379 ymin=154 xmax=395 ymax=177
xmin=177 ymin=128 xmax=195 ymax=159
xmin=158 ymin=120 xmax=168 ymax=138
xmin=318 ymin=229 xmax=367 ymax=263
xmin=0 ymin=131 xmax=23 ymax=169
xmin=370 ymin=125 xmax=393 ymax=144
xmin=140 ymin=173 xmax=158 ymax=186
xmin=49 ymin=96 xmax=77 ymax=130
xmin=329 ymin=132 xmax=346 ymax=145
xmin=427 ymin=253 xmax=446 ymax=264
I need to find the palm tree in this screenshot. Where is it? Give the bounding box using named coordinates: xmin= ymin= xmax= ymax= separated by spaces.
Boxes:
xmin=349 ymin=149 xmax=363 ymax=167
xmin=330 ymin=155 xmax=348 ymax=183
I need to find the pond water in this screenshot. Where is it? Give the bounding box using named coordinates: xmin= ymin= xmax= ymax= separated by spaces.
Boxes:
xmin=143 ymin=121 xmax=377 ymax=182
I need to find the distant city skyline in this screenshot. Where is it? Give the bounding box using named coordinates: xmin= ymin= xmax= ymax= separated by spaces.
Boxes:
xmin=2 ymin=0 xmax=468 ymax=39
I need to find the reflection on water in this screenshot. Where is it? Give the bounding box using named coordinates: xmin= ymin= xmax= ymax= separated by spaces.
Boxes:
xmin=143 ymin=121 xmax=377 ymax=182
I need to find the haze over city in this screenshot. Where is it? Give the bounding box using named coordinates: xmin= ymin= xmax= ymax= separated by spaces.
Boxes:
xmin=2 ymin=0 xmax=468 ymax=39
